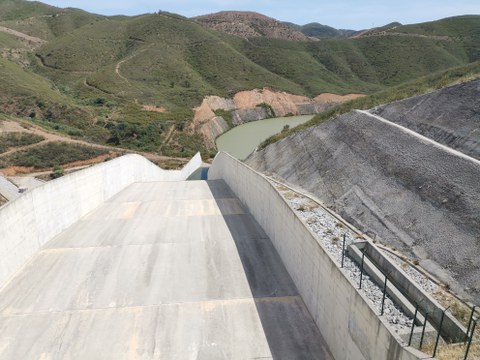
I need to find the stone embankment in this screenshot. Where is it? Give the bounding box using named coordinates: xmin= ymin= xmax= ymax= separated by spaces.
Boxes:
xmin=372 ymin=79 xmax=480 ymax=159
xmin=190 ymin=88 xmax=364 ymax=148
xmin=246 ymin=80 xmax=480 ymax=303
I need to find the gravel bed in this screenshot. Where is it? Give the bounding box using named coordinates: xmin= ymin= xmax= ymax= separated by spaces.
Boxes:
xmin=382 ymin=250 xmax=438 ymax=296
xmin=273 ymin=183 xmax=413 ymax=333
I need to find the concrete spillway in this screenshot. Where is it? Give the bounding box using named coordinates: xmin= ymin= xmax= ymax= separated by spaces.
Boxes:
xmin=0 ymin=179 xmax=332 ymax=359
xmin=0 ymin=153 xmax=428 ymax=359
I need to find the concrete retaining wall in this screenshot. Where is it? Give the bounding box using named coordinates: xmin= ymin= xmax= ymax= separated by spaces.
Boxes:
xmin=209 ymin=152 xmax=426 ymax=360
xmin=0 ymin=153 xmax=201 ymax=289
xmin=362 ymin=242 xmax=466 ymax=342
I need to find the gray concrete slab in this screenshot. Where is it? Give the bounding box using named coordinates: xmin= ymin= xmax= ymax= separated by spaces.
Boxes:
xmin=0 ymin=175 xmax=19 ymax=201
xmin=9 ymin=176 xmax=45 ymax=192
xmin=0 ymin=179 xmax=333 ymax=359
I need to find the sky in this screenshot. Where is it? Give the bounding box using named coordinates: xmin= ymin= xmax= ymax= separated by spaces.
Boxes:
xmin=31 ymin=0 xmax=479 ymax=30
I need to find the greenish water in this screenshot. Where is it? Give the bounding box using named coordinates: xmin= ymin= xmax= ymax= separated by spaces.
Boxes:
xmin=216 ymin=115 xmax=314 ymax=160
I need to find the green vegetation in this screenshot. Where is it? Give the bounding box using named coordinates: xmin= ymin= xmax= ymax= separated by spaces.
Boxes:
xmin=214 ymin=109 xmax=234 ymax=128
xmin=0 ymin=1 xmax=478 ymax=158
xmin=260 ymin=61 xmax=480 ymax=148
xmin=389 ymin=15 xmax=480 ymax=61
xmin=291 ymin=22 xmax=356 ymax=39
xmin=0 ymin=57 xmax=92 ymax=127
xmin=50 ymin=164 xmax=64 ymax=179
xmin=0 ymin=141 xmax=108 ymax=168
xmin=0 ymin=132 xmax=44 ymax=153
xmin=0 ymin=0 xmax=103 ymax=40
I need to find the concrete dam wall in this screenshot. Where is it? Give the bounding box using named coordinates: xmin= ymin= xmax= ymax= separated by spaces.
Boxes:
xmin=0 ymin=153 xmax=201 ymax=290
xmin=247 ymin=107 xmax=480 ymax=302
xmin=0 ymin=149 xmax=446 ymax=358
xmin=209 ymin=152 xmax=423 ymax=360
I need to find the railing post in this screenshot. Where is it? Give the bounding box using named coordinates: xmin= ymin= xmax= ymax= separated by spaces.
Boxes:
xmin=359 ymin=250 xmax=365 ymax=289
xmin=419 ymin=312 xmax=429 ymax=350
xmin=380 ymin=273 xmax=388 ymax=316
xmin=465 ymin=305 xmax=477 ymax=343
xmin=433 ymin=306 xmax=449 ymax=358
xmin=464 ymin=319 xmax=477 ymax=360
xmin=408 ymin=303 xmax=419 ymax=347
xmin=341 ymin=234 xmax=346 ymax=268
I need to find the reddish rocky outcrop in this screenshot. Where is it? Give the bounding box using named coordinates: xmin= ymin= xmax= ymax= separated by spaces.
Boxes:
xmin=190 ymin=88 xmax=365 ymax=148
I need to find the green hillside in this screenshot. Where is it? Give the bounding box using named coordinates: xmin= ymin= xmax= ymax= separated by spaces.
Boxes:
xmin=389 ymin=16 xmax=480 ymax=61
xmin=260 ymin=60 xmax=480 ymax=148
xmin=0 ymin=56 xmax=91 ymax=127
xmin=0 ymin=0 xmax=478 ymax=159
xmin=284 ymin=22 xmax=357 ymax=38
xmin=0 ymin=0 xmax=103 ymax=40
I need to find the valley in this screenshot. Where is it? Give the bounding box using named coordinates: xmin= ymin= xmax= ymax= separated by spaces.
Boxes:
xmin=0 ymin=1 xmax=478 ymax=167
xmin=0 ymin=1 xmax=479 ymax=359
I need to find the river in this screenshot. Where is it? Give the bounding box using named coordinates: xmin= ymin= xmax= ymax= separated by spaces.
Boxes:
xmin=215 ymin=115 xmax=314 ymax=160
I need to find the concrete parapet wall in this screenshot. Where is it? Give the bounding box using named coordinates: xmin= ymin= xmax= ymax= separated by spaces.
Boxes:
xmin=209 ymin=152 xmax=425 ymax=360
xmin=0 ymin=153 xmax=201 ymax=289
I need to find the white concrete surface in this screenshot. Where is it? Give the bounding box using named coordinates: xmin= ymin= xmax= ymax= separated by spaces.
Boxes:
xmin=8 ymin=176 xmax=45 ymax=192
xmin=209 ymin=152 xmax=427 ymax=360
xmin=0 ymin=179 xmax=332 ymax=359
xmin=0 ymin=175 xmax=19 ymax=201
xmin=0 ymin=153 xmax=201 ymax=290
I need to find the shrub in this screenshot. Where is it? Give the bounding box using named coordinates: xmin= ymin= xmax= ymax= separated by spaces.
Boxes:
xmin=50 ymin=165 xmax=64 ymax=179
xmin=0 ymin=132 xmax=44 ymax=153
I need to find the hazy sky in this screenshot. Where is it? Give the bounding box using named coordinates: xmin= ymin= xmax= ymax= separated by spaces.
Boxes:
xmin=33 ymin=0 xmax=479 ymax=30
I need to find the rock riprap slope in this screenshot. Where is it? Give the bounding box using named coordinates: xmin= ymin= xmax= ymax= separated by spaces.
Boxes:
xmin=247 ymin=81 xmax=480 ymax=302
xmin=372 ymin=79 xmax=480 ymax=159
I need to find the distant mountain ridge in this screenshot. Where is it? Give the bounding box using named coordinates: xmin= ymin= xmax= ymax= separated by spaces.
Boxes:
xmin=0 ymin=0 xmax=478 ymax=159
xmin=193 ymin=11 xmax=407 ymax=40
xmin=192 ymin=11 xmax=309 ymax=41
xmin=284 ymin=22 xmax=358 ymax=38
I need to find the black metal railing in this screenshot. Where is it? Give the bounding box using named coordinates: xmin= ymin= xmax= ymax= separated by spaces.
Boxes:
xmin=339 ymin=233 xmax=479 ymax=359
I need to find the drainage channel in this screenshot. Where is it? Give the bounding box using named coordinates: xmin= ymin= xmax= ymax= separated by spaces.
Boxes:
xmin=268 ymin=177 xmax=472 ymax=355
xmin=187 ymin=166 xmax=209 ymax=180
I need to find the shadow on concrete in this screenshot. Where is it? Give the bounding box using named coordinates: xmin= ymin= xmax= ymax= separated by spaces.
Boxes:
xmin=206 ymin=180 xmax=333 ymax=359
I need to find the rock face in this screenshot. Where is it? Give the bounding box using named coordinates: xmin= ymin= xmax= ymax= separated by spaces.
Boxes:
xmin=198 ymin=116 xmax=230 ymax=149
xmin=246 ymin=81 xmax=480 ymax=302
xmin=371 ymin=79 xmax=480 ymax=159
xmin=190 ymin=88 xmax=364 ymax=148
xmin=192 ymin=11 xmax=309 ymax=41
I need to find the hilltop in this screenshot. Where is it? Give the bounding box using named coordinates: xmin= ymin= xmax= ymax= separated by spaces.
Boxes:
xmin=284 ymin=22 xmax=358 ymax=38
xmin=193 ymin=11 xmax=309 ymax=41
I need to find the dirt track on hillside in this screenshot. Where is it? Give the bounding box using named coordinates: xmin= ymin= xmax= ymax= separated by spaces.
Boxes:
xmin=0 ymin=119 xmax=188 ymax=174
xmin=0 ymin=26 xmax=45 ymax=44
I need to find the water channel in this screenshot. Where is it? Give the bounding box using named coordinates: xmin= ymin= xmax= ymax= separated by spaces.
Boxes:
xmin=216 ymin=115 xmax=314 ymax=160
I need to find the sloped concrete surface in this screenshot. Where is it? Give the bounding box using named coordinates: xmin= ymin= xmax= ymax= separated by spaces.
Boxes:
xmin=0 ymin=153 xmax=201 ymax=294
xmin=0 ymin=180 xmax=332 ymax=359
xmin=8 ymin=176 xmax=45 ymax=192
xmin=210 ymin=152 xmax=423 ymax=360
xmin=0 ymin=175 xmax=19 ymax=201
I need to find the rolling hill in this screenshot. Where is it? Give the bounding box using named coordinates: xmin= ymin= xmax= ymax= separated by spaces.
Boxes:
xmin=193 ymin=11 xmax=309 ymax=41
xmin=284 ymin=21 xmax=358 ymax=38
xmin=0 ymin=0 xmax=478 ymax=160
